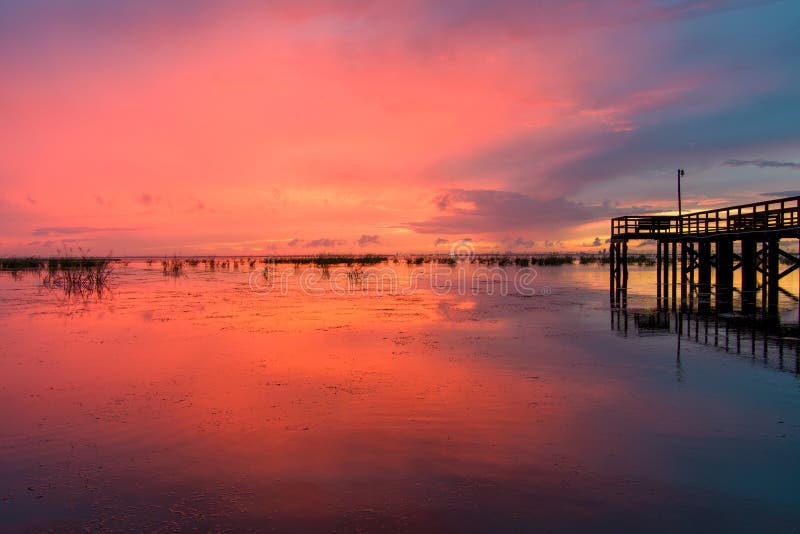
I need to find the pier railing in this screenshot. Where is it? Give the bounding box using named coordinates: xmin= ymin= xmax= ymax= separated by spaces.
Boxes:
xmin=611 ymin=195 xmax=800 ymax=239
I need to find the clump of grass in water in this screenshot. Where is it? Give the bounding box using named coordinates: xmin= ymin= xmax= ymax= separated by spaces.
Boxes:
xmin=347 ymin=265 xmax=365 ymax=284
xmin=162 ymin=257 xmax=185 ymax=277
xmin=41 ymin=256 xmax=114 ymax=298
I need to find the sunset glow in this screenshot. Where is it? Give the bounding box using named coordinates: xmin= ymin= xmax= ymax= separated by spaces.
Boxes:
xmin=1 ymin=1 xmax=799 ymax=254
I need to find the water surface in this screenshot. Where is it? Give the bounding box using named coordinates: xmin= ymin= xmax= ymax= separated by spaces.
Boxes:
xmin=1 ymin=262 xmax=799 ymax=531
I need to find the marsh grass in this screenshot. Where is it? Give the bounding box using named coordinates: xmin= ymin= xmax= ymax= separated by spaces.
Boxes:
xmin=162 ymin=257 xmax=185 ymax=277
xmin=533 ymin=255 xmax=575 ymax=266
xmin=0 ymin=255 xmax=115 ymax=299
xmin=42 ymin=263 xmax=113 ymax=297
xmin=39 ymin=257 xmax=114 ymax=298
xmin=580 ymin=254 xmax=611 ymax=265
xmin=347 ymin=265 xmax=366 ymax=284
xmin=314 ymin=255 xmax=388 ymax=266
xmin=272 ymin=255 xmax=389 ymax=267
xmin=578 ymin=254 xmax=653 ymax=266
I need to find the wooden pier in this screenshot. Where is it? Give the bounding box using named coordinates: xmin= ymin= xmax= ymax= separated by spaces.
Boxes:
xmin=610 ymin=195 xmax=800 ymax=314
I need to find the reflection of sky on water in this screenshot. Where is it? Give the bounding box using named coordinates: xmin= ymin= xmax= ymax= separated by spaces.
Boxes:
xmin=0 ymin=262 xmax=799 ymax=530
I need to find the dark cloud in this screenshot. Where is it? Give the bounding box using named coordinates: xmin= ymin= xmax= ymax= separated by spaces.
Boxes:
xmin=760 ymin=190 xmax=800 ymax=197
xmin=408 ymin=189 xmax=657 ymax=236
xmin=32 ymin=226 xmax=137 ymax=237
xmin=591 ymin=237 xmax=602 ymax=246
xmin=513 ymin=237 xmax=535 ymax=248
xmin=454 ymin=84 xmax=800 ymax=200
xmin=138 ymin=193 xmax=154 ymax=205
xmin=307 ymin=238 xmax=345 ymax=248
xmin=724 ymin=159 xmax=800 ymax=170
xmin=434 ymin=192 xmax=451 ymax=210
xmin=287 ymin=238 xmax=302 ymax=247
xmin=435 ymin=2 xmax=800 ymax=201
xmin=357 ymin=234 xmax=381 ymax=247
xmin=637 ymin=239 xmax=657 ymax=248
xmin=434 ymin=238 xmax=449 ymax=246
xmin=0 ymin=1 xmax=750 ymax=54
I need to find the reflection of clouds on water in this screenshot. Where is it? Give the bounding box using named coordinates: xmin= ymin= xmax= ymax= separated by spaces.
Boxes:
xmin=1 ymin=260 xmax=800 ymax=530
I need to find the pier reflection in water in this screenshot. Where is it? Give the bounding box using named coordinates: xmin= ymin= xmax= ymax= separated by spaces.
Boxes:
xmin=612 ymin=308 xmax=800 ymax=375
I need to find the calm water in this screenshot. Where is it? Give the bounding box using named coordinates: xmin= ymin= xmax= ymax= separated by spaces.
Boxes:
xmin=1 ymin=261 xmax=799 ymax=532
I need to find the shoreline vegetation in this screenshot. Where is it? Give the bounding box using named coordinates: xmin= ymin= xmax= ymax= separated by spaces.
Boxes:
xmin=0 ymin=252 xmax=668 ymax=274
xmin=0 ymin=255 xmax=115 ymax=297
xmin=0 ymin=252 xmax=662 ymax=301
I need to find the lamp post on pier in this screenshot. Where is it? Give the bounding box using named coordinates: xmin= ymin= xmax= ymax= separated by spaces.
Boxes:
xmin=677 ymin=168 xmax=685 ymax=235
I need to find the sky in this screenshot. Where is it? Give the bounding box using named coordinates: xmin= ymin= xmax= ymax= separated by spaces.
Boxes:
xmin=1 ymin=0 xmax=799 ymax=255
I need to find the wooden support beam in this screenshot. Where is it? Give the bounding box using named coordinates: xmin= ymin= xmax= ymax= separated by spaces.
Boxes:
xmin=622 ymin=241 xmax=629 ymax=308
xmin=767 ymin=237 xmax=780 ymax=314
xmin=656 ymin=240 xmax=662 ymax=308
xmin=680 ymin=241 xmax=688 ymax=311
xmin=609 ymin=240 xmax=616 ymax=305
xmin=671 ymin=241 xmax=677 ymax=311
xmin=662 ymin=241 xmax=669 ymax=309
xmin=697 ymin=241 xmax=712 ymax=313
xmin=716 ymin=238 xmax=734 ymax=313
xmin=615 ymin=242 xmax=622 ymax=302
xmin=761 ymin=241 xmax=768 ymax=311
xmin=777 ymin=248 xmax=800 ymax=279
xmin=741 ymin=237 xmax=757 ymax=314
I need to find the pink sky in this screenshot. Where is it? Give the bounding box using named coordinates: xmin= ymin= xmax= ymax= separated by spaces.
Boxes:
xmin=1 ymin=1 xmax=799 ymax=255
